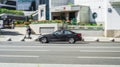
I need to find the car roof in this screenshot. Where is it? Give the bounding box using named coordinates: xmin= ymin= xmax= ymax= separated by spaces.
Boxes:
xmin=58 ymin=29 xmax=76 ymax=33
xmin=58 ymin=29 xmax=70 ymax=31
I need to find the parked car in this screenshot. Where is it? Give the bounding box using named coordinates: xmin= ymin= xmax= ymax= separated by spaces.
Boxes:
xmin=38 ymin=30 xmax=82 ymax=43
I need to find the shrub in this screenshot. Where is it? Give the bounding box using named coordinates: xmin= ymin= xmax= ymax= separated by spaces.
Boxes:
xmin=15 ymin=20 xmax=24 ymax=24
xmin=71 ymin=18 xmax=77 ymax=25
xmin=0 ymin=8 xmax=24 ymax=15
xmin=86 ymin=23 xmax=97 ymax=26
xmin=24 ymin=22 xmax=30 ymax=25
xmin=31 ymin=20 xmax=63 ymax=24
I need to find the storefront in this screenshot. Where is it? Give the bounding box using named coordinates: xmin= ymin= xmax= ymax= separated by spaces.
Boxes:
xmin=38 ymin=5 xmax=90 ymax=24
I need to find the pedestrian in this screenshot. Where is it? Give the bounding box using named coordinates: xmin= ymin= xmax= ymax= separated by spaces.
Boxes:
xmin=26 ymin=26 xmax=32 ymax=39
xmin=11 ymin=19 xmax=15 ymax=29
xmin=8 ymin=19 xmax=11 ymax=28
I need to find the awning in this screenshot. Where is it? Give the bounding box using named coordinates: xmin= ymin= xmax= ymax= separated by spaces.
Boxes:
xmin=0 ymin=13 xmax=26 ymax=20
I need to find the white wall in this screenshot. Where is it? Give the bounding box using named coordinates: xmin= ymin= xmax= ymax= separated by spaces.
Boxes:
xmin=50 ymin=0 xmax=69 ymax=8
xmin=106 ymin=1 xmax=120 ymax=30
xmin=38 ymin=5 xmax=46 ymax=21
xmin=49 ymin=0 xmax=74 ymax=20
xmin=30 ymin=23 xmax=60 ymax=34
xmin=74 ymin=0 xmax=106 ymax=24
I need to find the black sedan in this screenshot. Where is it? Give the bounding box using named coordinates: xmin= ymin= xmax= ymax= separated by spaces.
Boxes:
xmin=39 ymin=30 xmax=82 ymax=43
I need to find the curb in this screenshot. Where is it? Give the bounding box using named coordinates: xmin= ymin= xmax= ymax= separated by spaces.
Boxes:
xmin=1 ymin=37 xmax=120 ymax=42
xmin=0 ymin=63 xmax=119 ymax=67
xmin=83 ymin=37 xmax=120 ymax=42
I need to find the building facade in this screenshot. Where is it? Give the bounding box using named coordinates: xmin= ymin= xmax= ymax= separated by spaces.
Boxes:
xmin=105 ymin=0 xmax=120 ymax=37
xmin=17 ymin=0 xmax=35 ymax=10
xmin=0 ymin=0 xmax=16 ymax=10
xmin=1 ymin=0 xmax=120 ymax=37
xmin=35 ymin=0 xmax=50 ymax=20
xmin=38 ymin=0 xmax=120 ymax=37
xmin=38 ymin=0 xmax=90 ymax=24
xmin=38 ymin=0 xmax=105 ymax=24
xmin=74 ymin=0 xmax=120 ymax=37
xmin=0 ymin=0 xmax=36 ymax=11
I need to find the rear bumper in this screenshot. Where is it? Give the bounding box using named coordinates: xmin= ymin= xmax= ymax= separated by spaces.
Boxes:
xmin=76 ymin=37 xmax=82 ymax=41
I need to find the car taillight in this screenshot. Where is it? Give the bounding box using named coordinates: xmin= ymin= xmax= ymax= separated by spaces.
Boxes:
xmin=77 ymin=33 xmax=81 ymax=37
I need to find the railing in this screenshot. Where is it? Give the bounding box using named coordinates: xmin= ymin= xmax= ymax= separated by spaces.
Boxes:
xmin=0 ymin=4 xmax=16 ymax=8
xmin=67 ymin=25 xmax=104 ymax=30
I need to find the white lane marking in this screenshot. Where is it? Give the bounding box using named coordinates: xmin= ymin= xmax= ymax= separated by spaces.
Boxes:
xmin=0 ymin=49 xmax=120 ymax=52
xmin=0 ymin=49 xmax=49 ymax=51
xmin=77 ymin=56 xmax=120 ymax=59
xmin=80 ymin=50 xmax=120 ymax=52
xmin=0 ymin=46 xmax=120 ymax=48
xmin=0 ymin=55 xmax=39 ymax=58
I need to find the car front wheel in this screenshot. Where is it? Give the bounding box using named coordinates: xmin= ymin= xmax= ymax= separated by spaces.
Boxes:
xmin=68 ymin=38 xmax=76 ymax=44
xmin=40 ymin=37 xmax=49 ymax=43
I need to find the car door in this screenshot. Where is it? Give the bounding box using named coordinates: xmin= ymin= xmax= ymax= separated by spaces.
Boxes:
xmin=51 ymin=30 xmax=64 ymax=41
xmin=63 ymin=30 xmax=74 ymax=40
xmin=53 ymin=30 xmax=64 ymax=41
xmin=57 ymin=30 xmax=66 ymax=41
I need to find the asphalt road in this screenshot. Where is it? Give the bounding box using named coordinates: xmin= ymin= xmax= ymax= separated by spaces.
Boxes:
xmin=0 ymin=42 xmax=120 ymax=65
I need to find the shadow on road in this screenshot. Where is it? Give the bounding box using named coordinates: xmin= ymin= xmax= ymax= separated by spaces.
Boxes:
xmin=39 ymin=41 xmax=89 ymax=45
xmin=0 ymin=29 xmax=22 ymax=35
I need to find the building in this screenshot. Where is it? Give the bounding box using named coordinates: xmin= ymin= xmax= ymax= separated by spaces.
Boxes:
xmin=17 ymin=0 xmax=36 ymax=11
xmin=38 ymin=0 xmax=90 ymax=24
xmin=1 ymin=0 xmax=120 ymax=37
xmin=35 ymin=0 xmax=50 ymax=20
xmin=105 ymin=0 xmax=120 ymax=37
xmin=0 ymin=0 xmax=36 ymax=11
xmin=37 ymin=0 xmax=120 ymax=37
xmin=0 ymin=0 xmax=16 ymax=10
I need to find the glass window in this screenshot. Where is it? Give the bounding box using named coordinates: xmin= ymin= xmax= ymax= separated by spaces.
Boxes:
xmin=18 ymin=0 xmax=34 ymax=2
xmin=64 ymin=31 xmax=72 ymax=34
xmin=41 ymin=10 xmax=44 ymax=17
xmin=53 ymin=30 xmax=63 ymax=35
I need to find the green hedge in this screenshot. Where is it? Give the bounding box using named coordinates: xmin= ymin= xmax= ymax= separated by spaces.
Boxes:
xmin=31 ymin=20 xmax=63 ymax=24
xmin=14 ymin=20 xmax=24 ymax=24
xmin=0 ymin=8 xmax=24 ymax=15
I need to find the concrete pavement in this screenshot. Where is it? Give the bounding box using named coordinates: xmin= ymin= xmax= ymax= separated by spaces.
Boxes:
xmin=0 ymin=42 xmax=119 ymax=67
xmin=0 ymin=28 xmax=120 ymax=42
xmin=0 ymin=34 xmax=120 ymax=42
xmin=0 ymin=64 xmax=120 ymax=67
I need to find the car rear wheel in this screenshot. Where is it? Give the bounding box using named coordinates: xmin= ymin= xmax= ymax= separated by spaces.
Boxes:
xmin=68 ymin=38 xmax=76 ymax=44
xmin=40 ymin=37 xmax=49 ymax=43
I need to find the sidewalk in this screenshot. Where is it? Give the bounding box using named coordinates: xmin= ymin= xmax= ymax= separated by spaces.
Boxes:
xmin=0 ymin=35 xmax=40 ymax=42
xmin=0 ymin=29 xmax=120 ymax=42
xmin=0 ymin=34 xmax=120 ymax=42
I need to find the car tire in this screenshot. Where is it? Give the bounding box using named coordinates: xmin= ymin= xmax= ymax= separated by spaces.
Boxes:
xmin=40 ymin=37 xmax=49 ymax=43
xmin=68 ymin=38 xmax=76 ymax=44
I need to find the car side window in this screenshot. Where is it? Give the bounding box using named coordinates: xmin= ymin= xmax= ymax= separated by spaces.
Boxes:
xmin=64 ymin=31 xmax=72 ymax=35
xmin=54 ymin=30 xmax=63 ymax=35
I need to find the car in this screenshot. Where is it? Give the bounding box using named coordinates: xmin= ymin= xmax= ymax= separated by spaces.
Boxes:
xmin=38 ymin=30 xmax=82 ymax=44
